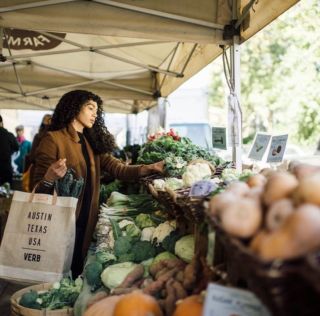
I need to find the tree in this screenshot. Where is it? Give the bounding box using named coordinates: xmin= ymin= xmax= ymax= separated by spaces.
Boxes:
xmin=208 ymin=0 xmax=320 ymax=146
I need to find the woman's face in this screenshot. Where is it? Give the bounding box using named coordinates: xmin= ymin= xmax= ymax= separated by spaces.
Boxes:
xmin=75 ymin=100 xmax=98 ymax=129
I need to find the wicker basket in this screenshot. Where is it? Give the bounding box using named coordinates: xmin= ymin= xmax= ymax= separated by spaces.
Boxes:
xmin=209 ymin=217 xmax=320 ymax=316
xmin=299 ymin=252 xmax=320 ymax=295
xmin=11 ymin=283 xmax=73 ymax=316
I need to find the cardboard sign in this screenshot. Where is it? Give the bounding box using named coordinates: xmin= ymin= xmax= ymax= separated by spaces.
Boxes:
xmin=212 ymin=127 xmax=227 ymax=150
xmin=248 ymin=133 xmax=272 ymax=161
xmin=203 ymin=283 xmax=271 ymax=316
xmin=267 ymin=134 xmax=288 ymax=163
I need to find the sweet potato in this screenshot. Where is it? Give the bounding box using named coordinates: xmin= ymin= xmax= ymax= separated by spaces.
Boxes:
xmin=111 ymin=287 xmax=138 ymax=295
xmin=175 ymin=270 xmax=184 ymax=283
xmin=86 ymin=291 xmax=108 ymax=308
xmin=143 ymin=268 xmax=179 ymax=295
xmin=165 ymin=279 xmax=176 ymax=316
xmin=117 ymin=264 xmax=144 ymax=288
xmin=183 ymin=257 xmax=199 ymax=290
xmin=172 ymin=281 xmax=187 ymax=300
xmin=149 ymin=260 xmax=167 ymax=277
xmin=155 ymin=267 xmax=170 ymax=280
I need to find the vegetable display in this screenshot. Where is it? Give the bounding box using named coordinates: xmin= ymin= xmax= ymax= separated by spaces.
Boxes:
xmin=208 ymin=167 xmax=320 ymax=261
xmin=19 ymin=277 xmax=83 ymax=310
xmin=137 ymin=134 xmax=225 ymax=177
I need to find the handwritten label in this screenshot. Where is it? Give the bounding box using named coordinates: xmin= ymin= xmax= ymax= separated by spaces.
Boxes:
xmin=204 ymin=283 xmax=271 ymax=316
xmin=248 ymin=133 xmax=271 ymax=161
xmin=267 ymin=134 xmax=288 ymax=163
xmin=189 ymin=180 xmax=216 ymax=197
xmin=212 ymin=127 xmax=227 ymax=150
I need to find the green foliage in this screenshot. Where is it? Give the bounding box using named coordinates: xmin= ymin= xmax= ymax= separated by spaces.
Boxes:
xmin=137 ymin=135 xmax=225 ymax=170
xmin=135 ymin=213 xmax=156 ymax=229
xmin=117 ymin=253 xmax=136 ymax=263
xmin=114 ymin=236 xmax=133 ymax=257
xmin=161 ymin=231 xmax=181 ymax=253
xmin=110 ymin=218 xmax=122 ymax=240
xmin=131 ymin=241 xmax=157 ymax=262
xmin=96 ymin=251 xmax=117 ymax=267
xmin=99 ymin=180 xmax=122 ymax=205
xmin=19 ymin=290 xmax=41 ymax=309
xmin=208 ymin=0 xmax=320 ymax=146
xmin=84 ymin=262 xmax=103 ymax=289
xmin=20 ymin=278 xmax=83 ymax=310
xmin=125 ymin=223 xmax=141 ymax=241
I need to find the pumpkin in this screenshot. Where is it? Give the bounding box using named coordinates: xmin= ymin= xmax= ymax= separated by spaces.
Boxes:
xmin=84 ymin=295 xmax=122 ymax=316
xmin=113 ymin=291 xmax=163 ymax=316
xmin=172 ymin=295 xmax=203 ymax=316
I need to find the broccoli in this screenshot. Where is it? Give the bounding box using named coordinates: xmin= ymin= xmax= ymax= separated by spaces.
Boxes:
xmin=96 ymin=251 xmax=117 ymax=267
xmin=114 ymin=236 xmax=133 ymax=257
xmin=135 ymin=214 xmax=156 ymax=229
xmin=117 ymin=253 xmax=135 ymax=263
xmin=40 ymin=277 xmax=83 ymax=310
xmin=19 ymin=290 xmax=41 ymax=309
xmin=162 ymin=230 xmax=181 ymax=253
xmin=132 ymin=241 xmax=157 ymax=262
xmin=84 ymin=262 xmax=103 ymax=289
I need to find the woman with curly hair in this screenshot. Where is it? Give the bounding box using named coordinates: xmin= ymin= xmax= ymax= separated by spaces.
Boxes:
xmin=32 ymin=90 xmax=163 ymax=277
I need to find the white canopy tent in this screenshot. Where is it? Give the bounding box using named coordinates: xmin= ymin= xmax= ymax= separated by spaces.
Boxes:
xmin=0 ymin=0 xmax=298 ymax=114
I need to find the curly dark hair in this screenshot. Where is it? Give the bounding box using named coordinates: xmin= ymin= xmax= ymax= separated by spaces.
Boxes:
xmin=49 ymin=90 xmax=116 ymax=154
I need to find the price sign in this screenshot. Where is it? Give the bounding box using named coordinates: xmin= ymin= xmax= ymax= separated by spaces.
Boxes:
xmin=212 ymin=127 xmax=227 ymax=150
xmin=248 ymin=133 xmax=271 ymax=161
xmin=267 ymin=134 xmax=288 ymax=163
xmin=189 ymin=180 xmax=216 ymax=197
xmin=203 ymin=283 xmax=271 ymax=316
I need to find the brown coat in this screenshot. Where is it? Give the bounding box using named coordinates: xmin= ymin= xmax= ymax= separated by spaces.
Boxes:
xmin=32 ymin=124 xmax=142 ymax=256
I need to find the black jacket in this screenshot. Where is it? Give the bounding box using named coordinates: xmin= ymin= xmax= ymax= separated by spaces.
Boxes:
xmin=0 ymin=126 xmax=19 ymax=167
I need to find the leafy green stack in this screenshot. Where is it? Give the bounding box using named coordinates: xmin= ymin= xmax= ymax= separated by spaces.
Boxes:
xmin=137 ymin=135 xmax=225 ymax=177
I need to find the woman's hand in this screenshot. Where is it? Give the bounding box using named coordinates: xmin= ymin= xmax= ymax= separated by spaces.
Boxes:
xmin=44 ymin=158 xmax=67 ymax=183
xmin=140 ymin=160 xmax=165 ymax=176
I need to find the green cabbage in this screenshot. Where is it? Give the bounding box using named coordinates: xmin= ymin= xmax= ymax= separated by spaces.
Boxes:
xmin=174 ymin=235 xmax=195 ymax=263
xmin=101 ymin=262 xmax=137 ymax=289
xmin=152 ymin=251 xmax=177 ymax=265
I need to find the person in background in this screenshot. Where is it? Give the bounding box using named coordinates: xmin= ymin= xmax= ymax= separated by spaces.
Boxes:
xmin=25 ymin=114 xmax=52 ymax=172
xmin=0 ymin=115 xmax=19 ymax=185
xmin=14 ymin=125 xmax=32 ymax=174
xmin=32 ymin=90 xmax=164 ymax=277
xmin=22 ymin=114 xmax=52 ymax=192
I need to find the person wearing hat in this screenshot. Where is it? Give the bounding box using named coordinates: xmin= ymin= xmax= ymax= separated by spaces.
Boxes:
xmin=0 ymin=115 xmax=19 ymax=185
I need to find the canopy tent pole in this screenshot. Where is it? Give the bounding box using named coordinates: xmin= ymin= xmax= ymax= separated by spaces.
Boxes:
xmin=0 ymin=0 xmax=77 ymax=13
xmin=230 ymin=36 xmax=242 ymax=170
xmin=230 ymin=0 xmax=242 ymax=170
xmin=4 ymin=40 xmax=167 ymax=60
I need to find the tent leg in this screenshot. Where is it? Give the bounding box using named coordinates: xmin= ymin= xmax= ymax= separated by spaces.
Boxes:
xmin=230 ymin=36 xmax=242 ymax=171
xmin=147 ymin=98 xmax=166 ymax=135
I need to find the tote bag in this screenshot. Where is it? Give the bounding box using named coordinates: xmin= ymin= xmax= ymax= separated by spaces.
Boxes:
xmin=0 ymin=190 xmax=77 ymax=283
